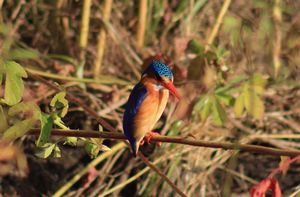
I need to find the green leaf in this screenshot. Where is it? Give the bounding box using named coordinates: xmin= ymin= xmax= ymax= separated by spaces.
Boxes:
xmin=8 ymin=101 xmax=40 ymax=120
xmin=35 ymin=143 xmax=56 ymax=158
xmin=50 ymin=91 xmax=69 ymax=117
xmin=3 ymin=119 xmax=32 ymax=141
xmin=249 ymin=74 xmax=267 ymax=94
xmin=193 ymin=96 xmax=207 ymax=113
xmin=187 ymin=39 xmax=205 ymax=54
xmin=53 ymin=145 xmax=61 ymax=158
xmin=85 ymin=128 xmax=111 ymax=158
xmin=46 ymin=54 xmax=78 ymax=65
xmin=250 ymin=94 xmax=265 ymax=120
xmin=200 ymin=97 xmax=212 ymax=122
xmin=85 ymin=140 xmax=110 ymax=158
xmin=0 ymin=60 xmax=4 ymax=85
xmin=51 ymin=115 xmax=77 ymax=146
xmin=75 ymin=61 xmax=86 ymax=89
xmin=64 ymin=137 xmax=77 ymax=146
xmin=0 ymin=106 xmax=8 ymax=133
xmin=234 ymin=94 xmax=245 ymax=118
xmin=243 ymin=82 xmax=265 ymax=120
xmin=3 ymin=102 xmax=40 ymax=141
xmin=9 ymin=48 xmax=39 ymax=60
xmin=0 ymin=61 xmax=27 ymax=106
xmin=85 ymin=142 xmax=99 ymax=158
xmin=36 ymin=113 xmax=53 ymax=147
xmin=216 ymin=92 xmax=234 ymax=106
xmin=243 ymin=83 xmax=251 ymax=111
xmin=211 ymin=96 xmax=226 ymax=125
xmin=215 ymin=75 xmax=246 ymax=94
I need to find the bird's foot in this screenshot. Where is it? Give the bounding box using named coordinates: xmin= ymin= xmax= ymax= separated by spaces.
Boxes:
xmin=144 ymin=131 xmax=162 ymax=147
xmin=140 ymin=140 xmax=145 ymax=146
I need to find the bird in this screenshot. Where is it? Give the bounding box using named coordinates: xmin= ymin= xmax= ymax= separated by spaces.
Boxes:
xmin=123 ymin=59 xmax=180 ymax=157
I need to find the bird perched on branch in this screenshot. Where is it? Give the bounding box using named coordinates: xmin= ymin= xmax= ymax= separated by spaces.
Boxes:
xmin=123 ymin=57 xmax=180 ymax=157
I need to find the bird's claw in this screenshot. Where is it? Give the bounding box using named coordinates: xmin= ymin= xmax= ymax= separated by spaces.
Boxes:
xmin=140 ymin=140 xmax=145 ymax=146
xmin=145 ymin=131 xmax=162 ymax=147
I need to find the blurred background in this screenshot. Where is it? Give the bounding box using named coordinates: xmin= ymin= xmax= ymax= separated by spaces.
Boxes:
xmin=0 ymin=0 xmax=300 ymax=196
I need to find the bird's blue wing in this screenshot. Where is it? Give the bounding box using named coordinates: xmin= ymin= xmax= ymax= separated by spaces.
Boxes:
xmin=123 ymin=82 xmax=148 ymax=155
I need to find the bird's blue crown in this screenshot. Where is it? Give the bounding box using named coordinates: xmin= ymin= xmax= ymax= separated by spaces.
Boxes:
xmin=142 ymin=60 xmax=173 ymax=80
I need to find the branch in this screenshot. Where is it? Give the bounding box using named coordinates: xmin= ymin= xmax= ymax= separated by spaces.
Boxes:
xmin=28 ymin=128 xmax=300 ymax=157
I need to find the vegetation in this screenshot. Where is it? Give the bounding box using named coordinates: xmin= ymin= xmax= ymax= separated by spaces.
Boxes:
xmin=0 ymin=0 xmax=299 ymax=196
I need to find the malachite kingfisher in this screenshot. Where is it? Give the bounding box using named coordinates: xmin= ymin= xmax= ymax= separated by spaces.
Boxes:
xmin=123 ymin=59 xmax=180 ymax=157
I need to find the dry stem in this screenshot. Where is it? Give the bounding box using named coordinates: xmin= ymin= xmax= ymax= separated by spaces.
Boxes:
xmin=79 ymin=0 xmax=92 ymax=49
xmin=136 ymin=0 xmax=147 ymax=47
xmin=205 ymin=0 xmax=231 ymax=51
xmin=273 ymin=0 xmax=282 ymax=78
xmin=94 ymin=0 xmax=113 ymax=78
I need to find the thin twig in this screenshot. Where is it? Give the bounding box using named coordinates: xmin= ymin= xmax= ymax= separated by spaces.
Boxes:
xmin=137 ymin=153 xmax=187 ymax=197
xmin=205 ymin=0 xmax=232 ymax=51
xmin=28 ymin=128 xmax=300 ymax=157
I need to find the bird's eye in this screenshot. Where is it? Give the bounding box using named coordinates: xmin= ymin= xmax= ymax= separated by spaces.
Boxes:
xmin=142 ymin=73 xmax=148 ymax=78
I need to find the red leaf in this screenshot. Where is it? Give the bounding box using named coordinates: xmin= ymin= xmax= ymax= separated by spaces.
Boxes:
xmin=250 ymin=178 xmax=272 ymax=197
xmin=250 ymin=178 xmax=282 ymax=197
xmin=250 ymin=155 xmax=300 ymax=196
xmin=272 ymin=179 xmax=282 ymax=197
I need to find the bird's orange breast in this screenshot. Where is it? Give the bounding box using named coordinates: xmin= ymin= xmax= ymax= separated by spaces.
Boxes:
xmin=132 ymin=81 xmax=169 ymax=144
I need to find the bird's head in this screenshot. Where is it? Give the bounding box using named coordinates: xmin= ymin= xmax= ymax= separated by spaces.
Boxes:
xmin=142 ymin=60 xmax=180 ymax=99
